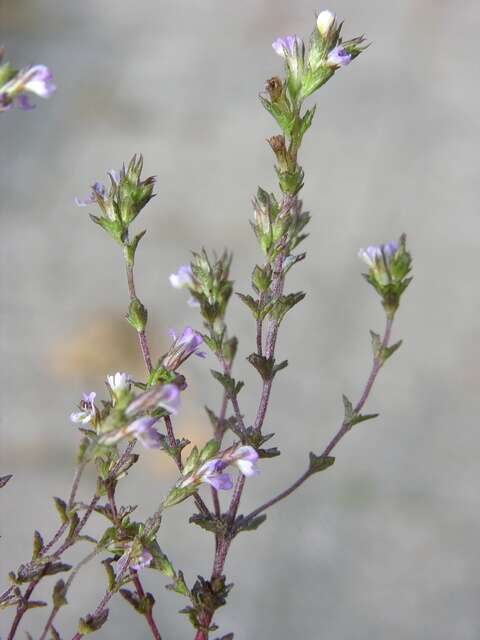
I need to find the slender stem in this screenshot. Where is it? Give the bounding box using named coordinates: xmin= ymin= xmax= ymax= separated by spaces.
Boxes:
xmin=6 ymin=579 xmax=42 ymax=640
xmin=227 ymin=475 xmax=245 ymax=522
xmin=131 ymin=572 xmax=163 ymax=640
xmin=244 ymin=314 xmax=395 ymax=524
xmin=39 ymin=548 xmax=101 ymax=640
xmin=125 ymin=254 xmax=152 ymax=374
xmin=71 ymin=558 xmax=131 ymax=640
xmin=164 ymin=415 xmax=210 ymax=517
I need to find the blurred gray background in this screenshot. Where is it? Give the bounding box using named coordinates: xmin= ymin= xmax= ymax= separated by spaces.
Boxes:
xmin=1 ymin=0 xmax=479 ymax=638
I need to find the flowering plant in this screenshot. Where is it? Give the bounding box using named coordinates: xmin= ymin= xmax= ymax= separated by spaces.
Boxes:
xmin=1 ymin=10 xmax=412 ymax=639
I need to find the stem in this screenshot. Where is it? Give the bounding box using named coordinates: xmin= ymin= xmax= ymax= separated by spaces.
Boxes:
xmin=245 ymin=314 xmax=395 ymax=523
xmin=164 ymin=415 xmax=210 ymax=517
xmin=125 ymin=253 xmax=152 ymax=374
xmin=39 ymin=548 xmax=101 ymax=640
xmin=131 ymin=572 xmax=163 ymax=640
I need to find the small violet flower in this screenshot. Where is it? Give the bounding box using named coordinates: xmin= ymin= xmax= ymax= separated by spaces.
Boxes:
xmin=125 ymin=383 xmax=181 ymax=417
xmin=358 ymin=240 xmax=400 ymax=287
xmin=317 ymin=10 xmax=336 ymax=37
xmin=196 ymin=459 xmax=234 ymax=491
xmin=74 ymin=171 xmax=119 ymax=208
xmin=226 ymin=445 xmax=260 ymax=477
xmin=70 ymin=392 xmax=97 ymax=424
xmin=126 ymin=416 xmax=162 ymax=449
xmin=169 ymin=265 xmax=200 ymax=307
xmin=272 ymin=35 xmax=304 ymax=61
xmin=0 ymin=64 xmax=56 ymax=111
xmin=101 ymin=416 xmax=162 ymax=449
xmin=107 ymin=371 xmax=132 ymax=395
xmin=326 ymin=45 xmax=352 ymax=67
xmin=163 ymin=326 xmax=205 ymax=371
xmin=116 ymin=543 xmax=153 ymax=578
xmin=169 ymin=264 xmax=194 ymax=289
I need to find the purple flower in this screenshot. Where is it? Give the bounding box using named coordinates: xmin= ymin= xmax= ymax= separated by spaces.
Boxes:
xmin=272 ymin=35 xmax=304 ymax=60
xmin=0 ymin=64 xmax=56 ymax=111
xmin=126 ymin=416 xmax=162 ymax=449
xmin=125 ymin=383 xmax=181 ymax=417
xmin=358 ymin=240 xmax=400 ymax=287
xmin=169 ymin=265 xmax=193 ymax=289
xmin=227 ymin=445 xmax=260 ymax=477
xmin=116 ymin=543 xmax=153 ymax=578
xmin=70 ymin=392 xmax=97 ymax=424
xmin=162 ymin=326 xmax=205 ymax=371
xmin=197 ymin=459 xmax=234 ymax=491
xmin=74 ymin=181 xmax=108 ymax=207
xmin=131 ymin=548 xmax=153 ymax=571
xmin=23 ymin=65 xmax=56 ymax=98
xmin=326 ymin=46 xmax=352 ymax=67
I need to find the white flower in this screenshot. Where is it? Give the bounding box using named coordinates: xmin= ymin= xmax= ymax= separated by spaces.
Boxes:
xmin=107 ymin=371 xmax=132 ymax=394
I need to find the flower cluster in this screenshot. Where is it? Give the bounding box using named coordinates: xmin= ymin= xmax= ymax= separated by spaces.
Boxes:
xmin=359 ymin=234 xmax=412 ymax=315
xmin=180 ymin=445 xmax=260 ymax=492
xmin=0 ymin=49 xmax=55 ymax=112
xmin=270 ymin=9 xmax=366 ymax=102
xmin=70 ymin=373 xmax=181 ymax=450
xmin=75 ymin=156 xmax=156 ymax=246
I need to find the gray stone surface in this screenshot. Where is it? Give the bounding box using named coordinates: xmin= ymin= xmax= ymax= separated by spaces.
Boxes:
xmin=1 ymin=1 xmax=479 ymax=638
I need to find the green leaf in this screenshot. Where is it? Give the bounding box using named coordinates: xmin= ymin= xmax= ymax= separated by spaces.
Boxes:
xmin=166 ymin=570 xmax=190 ymax=597
xmin=32 ymin=530 xmax=44 ymax=560
xmin=270 ymin=292 xmax=306 ymax=324
xmin=52 ymin=579 xmax=68 ymax=609
xmin=233 ymin=514 xmax=267 ymax=536
xmin=149 ymin=541 xmax=176 ymax=579
xmin=78 ymin=609 xmax=109 ymax=634
xmin=183 ymin=446 xmax=200 ymax=476
xmin=381 ymin=339 xmax=403 ymax=363
xmin=199 ymin=439 xmax=221 ymax=464
xmin=350 ymin=412 xmax=379 ymax=427
xmin=163 ymin=485 xmax=197 ymax=509
xmin=189 ymin=514 xmax=228 ymax=535
xmin=126 ymin=297 xmax=148 ymax=332
xmin=236 ymin=293 xmax=259 ymax=317
xmin=308 ymin=453 xmax=335 ymax=475
xmin=102 ymin=559 xmax=116 ymax=591
xmin=53 ymin=497 xmax=68 ymax=524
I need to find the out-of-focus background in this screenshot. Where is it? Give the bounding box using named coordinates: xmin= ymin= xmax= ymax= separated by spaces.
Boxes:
xmin=1 ymin=1 xmax=479 ymax=638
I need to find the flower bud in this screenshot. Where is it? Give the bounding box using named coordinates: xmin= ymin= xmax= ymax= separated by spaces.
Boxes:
xmin=317 ymin=10 xmax=335 ymax=37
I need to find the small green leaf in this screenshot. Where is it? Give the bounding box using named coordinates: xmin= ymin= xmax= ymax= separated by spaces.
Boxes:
xmin=166 ymin=570 xmax=190 ymax=597
xmin=126 ymin=298 xmax=148 ymax=332
xmin=308 ymin=453 xmax=335 ymax=475
xmin=350 ymin=412 xmax=379 ymax=427
xmin=189 ymin=514 xmax=228 ymax=535
xmin=52 ymin=579 xmax=68 ymax=609
xmin=53 ymin=497 xmax=68 ymax=524
xmin=149 ymin=541 xmax=176 ymax=579
xmin=199 ymin=439 xmax=221 ymax=464
xmin=163 ymin=484 xmax=197 ymax=509
xmin=102 ymin=559 xmax=116 ymax=591
xmin=32 ymin=530 xmax=44 ymax=559
xmin=78 ymin=609 xmax=109 ymax=634
xmin=233 ymin=514 xmax=267 ymax=535
xmin=381 ymin=339 xmax=403 ymax=363
xmin=183 ymin=446 xmax=200 ymax=476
